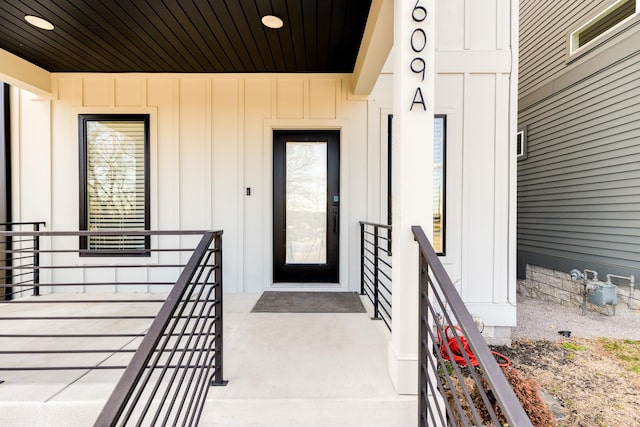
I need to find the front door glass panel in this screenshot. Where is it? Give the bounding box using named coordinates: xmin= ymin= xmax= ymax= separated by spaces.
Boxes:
xmin=285 ymin=141 xmax=327 ymax=264
xmin=273 ymin=130 xmax=339 ymax=283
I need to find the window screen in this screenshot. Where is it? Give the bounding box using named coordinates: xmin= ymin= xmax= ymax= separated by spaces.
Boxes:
xmin=79 ymin=115 xmax=150 ymax=255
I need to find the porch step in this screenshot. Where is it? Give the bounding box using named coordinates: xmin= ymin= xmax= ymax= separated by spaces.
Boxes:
xmin=200 ymin=397 xmax=417 ymax=426
xmin=0 ymin=396 xmax=417 ymax=427
xmin=0 ymin=401 xmax=103 ymax=427
xmin=201 ymin=294 xmax=417 ymax=426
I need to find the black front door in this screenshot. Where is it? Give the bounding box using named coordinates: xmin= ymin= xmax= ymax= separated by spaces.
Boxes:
xmin=273 ymin=130 xmax=340 ymax=283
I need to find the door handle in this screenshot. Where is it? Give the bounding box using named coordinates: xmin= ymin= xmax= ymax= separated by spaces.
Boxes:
xmin=332 ymin=195 xmax=339 ymax=234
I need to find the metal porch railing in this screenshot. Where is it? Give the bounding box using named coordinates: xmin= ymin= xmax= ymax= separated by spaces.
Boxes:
xmin=412 ymin=226 xmax=531 ymax=426
xmin=0 ymin=221 xmax=46 ymax=299
xmin=0 ymin=226 xmax=225 ymax=426
xmin=359 ymin=221 xmax=392 ymax=331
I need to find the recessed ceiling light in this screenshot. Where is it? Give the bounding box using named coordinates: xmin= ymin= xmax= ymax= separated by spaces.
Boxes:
xmin=25 ymin=15 xmax=54 ymax=31
xmin=261 ymin=15 xmax=283 ymax=29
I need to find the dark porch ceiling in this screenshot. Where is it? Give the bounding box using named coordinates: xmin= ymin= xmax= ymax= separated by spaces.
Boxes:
xmin=0 ymin=0 xmax=372 ymax=74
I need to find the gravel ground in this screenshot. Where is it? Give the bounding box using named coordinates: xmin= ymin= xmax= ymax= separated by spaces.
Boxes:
xmin=512 ymin=294 xmax=640 ymax=341
xmin=505 ymin=295 xmax=640 ymax=426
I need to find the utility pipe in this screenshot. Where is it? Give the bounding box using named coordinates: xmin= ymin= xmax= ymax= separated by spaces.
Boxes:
xmin=606 ymin=273 xmax=635 ymax=308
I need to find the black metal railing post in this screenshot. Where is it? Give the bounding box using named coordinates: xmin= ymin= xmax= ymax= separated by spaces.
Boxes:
xmin=0 ymin=222 xmax=45 ymax=300
xmin=372 ymin=225 xmax=380 ymax=320
xmin=32 ymin=222 xmax=40 ymax=296
xmin=359 ymin=221 xmax=392 ymax=331
xmin=212 ymin=232 xmax=227 ymax=387
xmin=386 ymin=226 xmax=392 ymax=256
xmin=418 ymin=255 xmax=428 ymax=427
xmin=360 ymin=222 xmax=365 ymax=295
xmin=1 ymin=222 xmax=11 ymax=301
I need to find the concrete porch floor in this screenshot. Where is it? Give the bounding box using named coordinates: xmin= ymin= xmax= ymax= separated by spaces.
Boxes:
xmin=0 ymin=293 xmax=417 ymax=426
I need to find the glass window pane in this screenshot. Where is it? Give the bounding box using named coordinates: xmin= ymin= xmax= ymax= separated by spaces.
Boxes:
xmin=285 ymin=141 xmax=327 ymax=264
xmin=433 ymin=116 xmax=445 ymax=254
xmin=577 ymin=0 xmax=635 ymax=48
xmin=86 ymin=120 xmax=146 ymax=250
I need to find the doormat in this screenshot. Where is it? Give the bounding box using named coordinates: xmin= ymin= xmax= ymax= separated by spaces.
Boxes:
xmin=251 ymin=291 xmax=366 ymax=313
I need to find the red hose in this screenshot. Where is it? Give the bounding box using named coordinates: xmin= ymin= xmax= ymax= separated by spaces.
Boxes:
xmin=437 ymin=325 xmax=510 ymax=368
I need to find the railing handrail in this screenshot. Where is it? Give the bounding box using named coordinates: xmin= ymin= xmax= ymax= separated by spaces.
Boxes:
xmin=358 ymin=221 xmax=392 ymax=230
xmin=0 ymin=228 xmax=217 ymax=298
xmin=0 ymin=221 xmax=46 ymax=226
xmin=412 ymin=225 xmax=532 ymax=426
xmin=0 ymin=229 xmax=209 ymax=237
xmin=93 ymin=230 xmax=222 ymax=427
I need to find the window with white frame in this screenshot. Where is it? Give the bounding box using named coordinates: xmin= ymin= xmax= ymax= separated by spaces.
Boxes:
xmin=79 ymin=114 xmax=150 ymax=255
xmin=517 ymin=129 xmax=527 ymax=160
xmin=433 ymin=115 xmax=446 ymax=255
xmin=570 ymin=0 xmax=638 ymax=54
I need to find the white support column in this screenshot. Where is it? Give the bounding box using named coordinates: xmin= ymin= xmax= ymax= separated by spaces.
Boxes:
xmin=389 ymin=0 xmax=435 ymax=395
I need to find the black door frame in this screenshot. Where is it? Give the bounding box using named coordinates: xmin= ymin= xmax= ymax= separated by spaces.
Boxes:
xmin=0 ymin=84 xmax=12 ymax=300
xmin=273 ymin=130 xmax=340 ymax=283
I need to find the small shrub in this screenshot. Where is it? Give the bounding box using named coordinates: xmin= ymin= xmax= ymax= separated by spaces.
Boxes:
xmin=472 ymin=367 xmax=556 ymax=427
xmin=441 ymin=375 xmax=476 ymax=426
xmin=438 ymin=365 xmax=556 ymax=426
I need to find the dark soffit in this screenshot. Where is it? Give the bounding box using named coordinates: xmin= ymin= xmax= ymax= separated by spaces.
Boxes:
xmin=0 ymin=0 xmax=373 ymax=73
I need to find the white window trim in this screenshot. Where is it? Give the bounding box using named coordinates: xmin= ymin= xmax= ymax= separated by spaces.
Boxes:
xmin=516 ymin=130 xmax=527 ymax=160
xmin=569 ymin=0 xmax=639 ymax=56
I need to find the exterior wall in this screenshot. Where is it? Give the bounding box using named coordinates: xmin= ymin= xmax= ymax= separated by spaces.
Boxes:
xmin=518 ymin=0 xmax=640 ymax=282
xmin=7 ymin=0 xmax=519 ymax=344
xmin=433 ymin=0 xmax=519 ymax=335
xmin=10 ymin=74 xmax=373 ymax=294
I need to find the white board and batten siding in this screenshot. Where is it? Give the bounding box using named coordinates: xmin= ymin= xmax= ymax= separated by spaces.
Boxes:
xmin=9 ymin=0 xmax=520 ymax=335
xmin=518 ymin=0 xmax=640 ymax=279
xmin=432 ymin=0 xmax=519 ymax=328
xmin=11 ymin=75 xmax=372 ymax=294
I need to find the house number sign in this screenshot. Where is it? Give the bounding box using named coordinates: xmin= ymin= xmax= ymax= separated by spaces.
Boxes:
xmin=410 ymin=0 xmax=427 ymax=111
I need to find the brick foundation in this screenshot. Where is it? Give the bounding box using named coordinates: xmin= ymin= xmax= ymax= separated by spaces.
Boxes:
xmin=517 ymin=264 xmax=640 ymax=314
